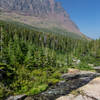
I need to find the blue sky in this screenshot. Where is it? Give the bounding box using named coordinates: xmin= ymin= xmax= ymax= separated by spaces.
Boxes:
xmin=56 ymin=0 xmax=100 ymax=39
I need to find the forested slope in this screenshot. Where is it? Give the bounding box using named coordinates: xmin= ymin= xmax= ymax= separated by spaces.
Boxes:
xmin=0 ymin=20 xmax=100 ymax=99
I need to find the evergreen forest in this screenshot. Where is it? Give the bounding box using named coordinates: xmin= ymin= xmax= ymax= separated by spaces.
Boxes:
xmin=0 ymin=20 xmax=100 ymax=100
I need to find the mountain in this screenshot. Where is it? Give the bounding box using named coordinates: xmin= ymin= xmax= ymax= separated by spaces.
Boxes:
xmin=0 ymin=0 xmax=85 ymax=37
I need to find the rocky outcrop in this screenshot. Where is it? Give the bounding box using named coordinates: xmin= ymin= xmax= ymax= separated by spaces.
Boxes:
xmin=23 ymin=71 xmax=100 ymax=100
xmin=0 ymin=0 xmax=68 ymax=17
xmin=57 ymin=77 xmax=100 ymax=100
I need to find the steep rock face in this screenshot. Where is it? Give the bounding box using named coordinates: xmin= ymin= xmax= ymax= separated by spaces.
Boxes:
xmin=0 ymin=0 xmax=67 ymax=16
xmin=0 ymin=0 xmax=82 ymax=35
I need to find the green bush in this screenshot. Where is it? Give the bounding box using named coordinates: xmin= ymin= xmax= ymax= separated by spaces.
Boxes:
xmin=27 ymin=84 xmax=48 ymax=95
xmin=76 ymin=62 xmax=93 ymax=70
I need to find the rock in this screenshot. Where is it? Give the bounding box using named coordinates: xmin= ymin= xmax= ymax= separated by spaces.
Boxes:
xmin=88 ymin=64 xmax=94 ymax=67
xmin=94 ymin=66 xmax=100 ymax=73
xmin=57 ymin=95 xmax=93 ymax=100
xmin=74 ymin=95 xmax=85 ymax=100
xmin=68 ymin=68 xmax=80 ymax=74
xmin=61 ymin=71 xmax=100 ymax=80
xmin=57 ymin=77 xmax=100 ymax=100
xmin=24 ymin=97 xmax=34 ymax=100
xmin=57 ymin=94 xmax=74 ymax=100
xmin=57 ymin=94 xmax=89 ymax=100
xmin=79 ymin=77 xmax=100 ymax=100
xmin=6 ymin=95 xmax=27 ymax=100
xmin=72 ymin=58 xmax=81 ymax=65
xmin=76 ymin=60 xmax=80 ymax=64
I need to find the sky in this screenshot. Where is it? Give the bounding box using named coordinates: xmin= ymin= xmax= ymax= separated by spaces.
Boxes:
xmin=56 ymin=0 xmax=100 ymax=39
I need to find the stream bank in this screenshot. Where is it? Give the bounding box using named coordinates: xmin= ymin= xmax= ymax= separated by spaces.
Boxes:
xmin=6 ymin=71 xmax=100 ymax=100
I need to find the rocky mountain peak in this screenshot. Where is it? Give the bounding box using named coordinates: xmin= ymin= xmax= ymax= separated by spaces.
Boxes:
xmin=0 ymin=0 xmax=83 ymax=35
xmin=0 ymin=0 xmax=65 ymax=16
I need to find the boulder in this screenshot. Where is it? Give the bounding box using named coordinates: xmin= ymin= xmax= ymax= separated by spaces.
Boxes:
xmin=94 ymin=66 xmax=100 ymax=73
xmin=6 ymin=95 xmax=27 ymax=100
xmin=67 ymin=68 xmax=80 ymax=74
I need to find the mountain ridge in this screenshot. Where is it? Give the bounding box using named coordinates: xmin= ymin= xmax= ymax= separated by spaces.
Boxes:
xmin=0 ymin=0 xmax=84 ymax=37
